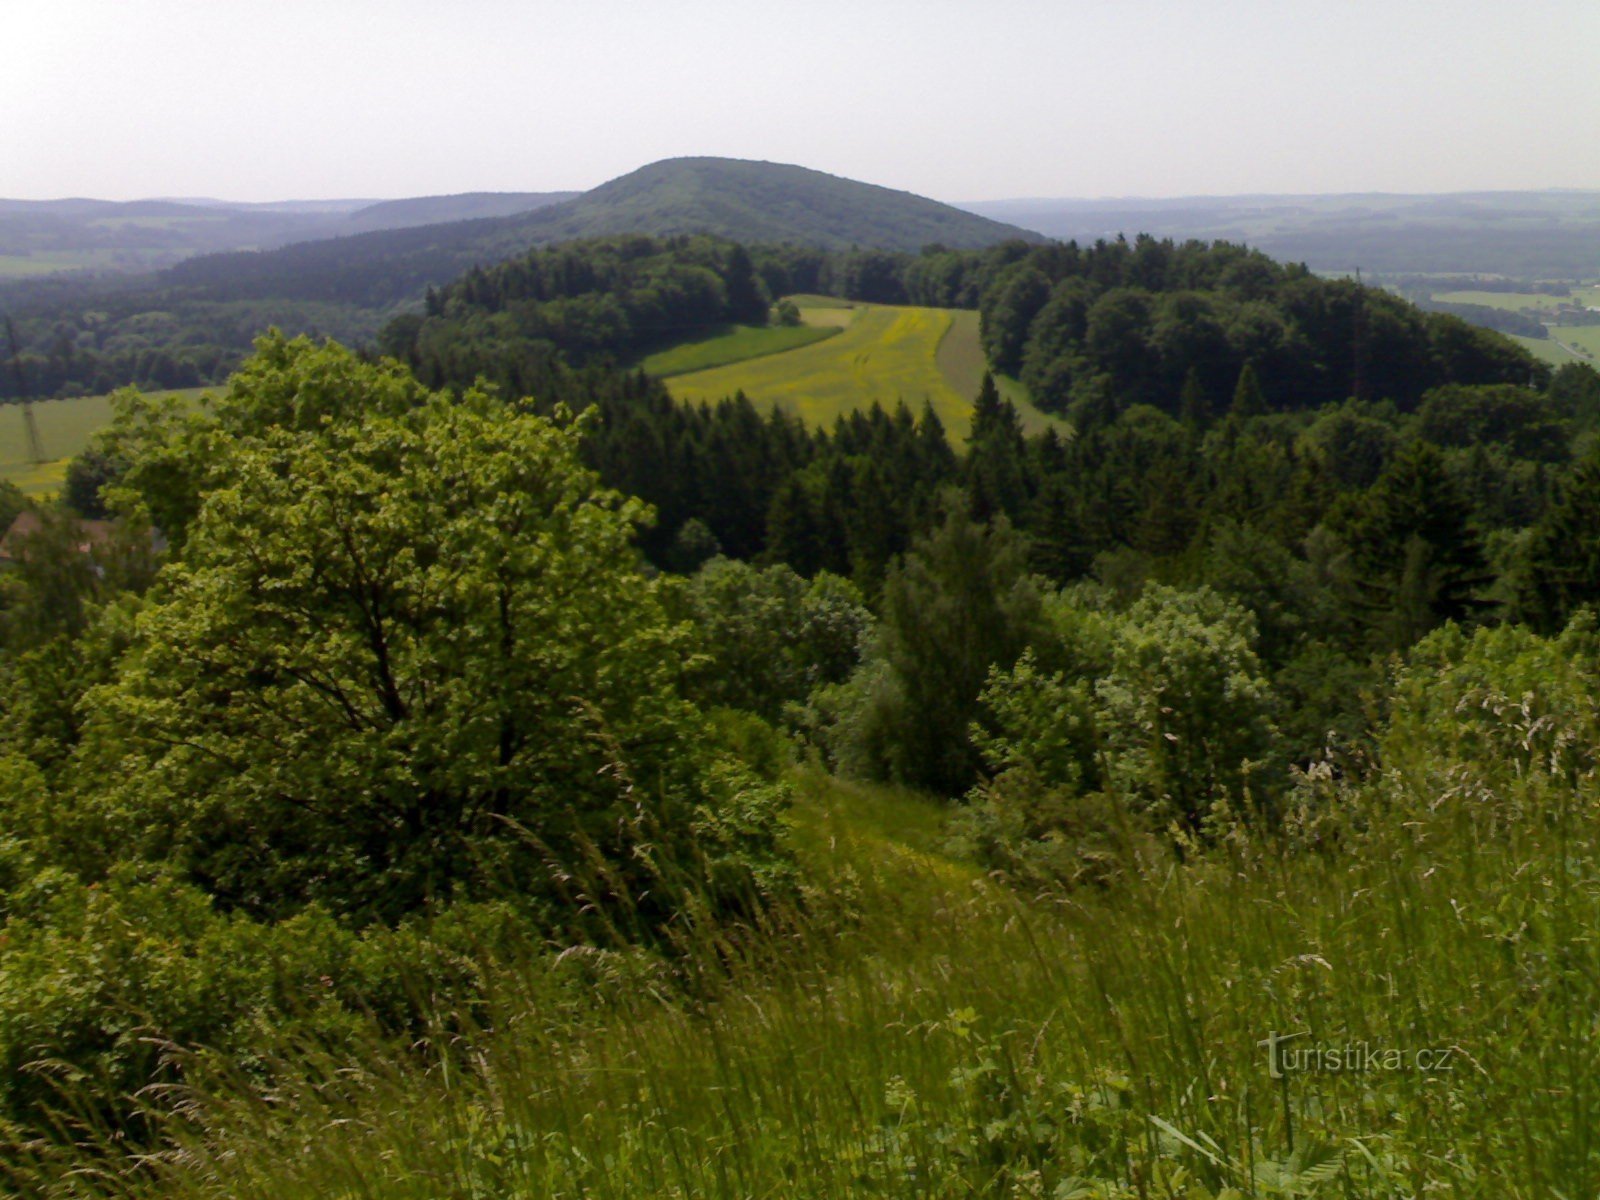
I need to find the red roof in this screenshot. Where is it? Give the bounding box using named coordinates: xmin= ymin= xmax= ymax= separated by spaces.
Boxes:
xmin=0 ymin=510 xmax=119 ymax=563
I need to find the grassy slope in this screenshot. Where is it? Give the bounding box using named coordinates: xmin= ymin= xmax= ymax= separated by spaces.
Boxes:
xmin=101 ymin=771 xmax=1600 ymax=1199
xmin=0 ymin=388 xmax=208 ymax=497
xmin=667 ymin=301 xmax=1070 ymax=442
xmin=667 ymin=303 xmax=975 ymax=434
xmin=938 ymin=309 xmax=1063 ymax=436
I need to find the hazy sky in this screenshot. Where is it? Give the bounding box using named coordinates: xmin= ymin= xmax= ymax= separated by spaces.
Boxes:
xmin=6 ymin=0 xmax=1599 ymax=203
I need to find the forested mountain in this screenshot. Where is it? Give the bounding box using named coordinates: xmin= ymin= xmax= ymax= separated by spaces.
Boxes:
xmin=504 ymin=158 xmax=1042 ymax=252
xmin=161 ymin=158 xmax=1037 ymax=304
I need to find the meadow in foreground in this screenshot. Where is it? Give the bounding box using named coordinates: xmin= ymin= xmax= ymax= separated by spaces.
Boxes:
xmin=23 ymin=705 xmax=1600 ymax=1200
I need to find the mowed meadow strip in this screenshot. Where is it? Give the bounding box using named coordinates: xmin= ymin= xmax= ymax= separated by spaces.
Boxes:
xmin=638 ymin=322 xmax=840 ymax=378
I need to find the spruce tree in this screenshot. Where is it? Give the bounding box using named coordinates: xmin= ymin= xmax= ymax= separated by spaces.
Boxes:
xmin=1341 ymin=442 xmax=1489 ymax=646
xmin=1518 ymin=450 xmax=1600 ymax=631
xmin=1229 ymin=361 xmax=1267 ymax=420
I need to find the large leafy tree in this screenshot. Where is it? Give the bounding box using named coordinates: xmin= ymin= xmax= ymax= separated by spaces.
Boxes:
xmin=75 ymin=338 xmax=786 ymax=926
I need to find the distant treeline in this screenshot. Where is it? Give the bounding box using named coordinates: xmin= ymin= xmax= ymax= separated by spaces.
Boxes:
xmin=1388 ymin=275 xmax=1575 ymax=296
xmin=3 ymin=230 xmax=1548 ymax=414
xmin=1421 ymin=299 xmax=1549 ymax=339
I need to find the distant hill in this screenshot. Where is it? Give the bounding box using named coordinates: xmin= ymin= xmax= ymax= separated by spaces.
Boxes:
xmin=342 ymin=192 xmax=579 ymax=234
xmin=960 ymin=190 xmax=1600 ymax=278
xmin=0 ymin=199 xmax=363 ymax=277
xmin=0 ymin=192 xmax=575 ymax=281
xmin=509 ymin=158 xmax=1041 ymax=252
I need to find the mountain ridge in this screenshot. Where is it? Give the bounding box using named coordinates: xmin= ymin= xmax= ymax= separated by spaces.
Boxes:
xmin=152 ymin=157 xmax=1044 ymax=306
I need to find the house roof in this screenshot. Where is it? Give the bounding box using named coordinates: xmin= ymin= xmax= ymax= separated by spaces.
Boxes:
xmin=0 ymin=510 xmax=119 ymax=563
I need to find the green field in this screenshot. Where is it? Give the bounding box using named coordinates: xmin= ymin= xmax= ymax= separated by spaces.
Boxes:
xmin=667 ymin=301 xmax=1069 ymax=441
xmin=639 ymin=322 xmax=840 ymax=377
xmin=0 ymin=249 xmax=130 ymax=278
xmin=1551 ymin=325 xmax=1600 ymax=362
xmin=0 ymin=388 xmax=208 ymax=497
xmin=937 ymin=310 xmax=1049 ymax=432
xmin=1511 ymin=334 xmax=1583 ymax=366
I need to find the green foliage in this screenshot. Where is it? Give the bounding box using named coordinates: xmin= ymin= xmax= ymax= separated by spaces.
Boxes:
xmin=1333 ymin=441 xmax=1491 ymax=648
xmin=1382 ymin=615 xmax=1600 ymax=796
xmin=0 ymin=508 xmax=159 ymax=647
xmin=838 ymin=500 xmax=1043 ymax=795
xmin=1414 ymin=383 xmax=1568 ymax=460
xmin=65 ymin=337 xmax=787 ymax=927
xmin=961 ymin=585 xmax=1279 ymax=874
xmin=1092 ymin=586 xmax=1278 ymax=830
xmin=676 ymin=557 xmax=871 ymax=724
xmin=1516 ymin=445 xmax=1600 ymax=631
xmin=27 ymin=722 xmax=1600 ymax=1198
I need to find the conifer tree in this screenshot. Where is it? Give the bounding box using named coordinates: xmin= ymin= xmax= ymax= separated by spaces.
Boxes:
xmin=1229 ymin=361 xmax=1267 ymax=420
xmin=764 ymin=477 xmax=824 ymax=577
xmin=1178 ymin=366 xmax=1211 ymax=434
xmin=1340 ymin=442 xmax=1489 ymax=646
xmin=1518 ymin=450 xmax=1600 ymax=632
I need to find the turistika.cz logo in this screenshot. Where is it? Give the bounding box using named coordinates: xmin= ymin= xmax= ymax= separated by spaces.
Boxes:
xmin=1258 ymin=1031 xmax=1457 ymax=1079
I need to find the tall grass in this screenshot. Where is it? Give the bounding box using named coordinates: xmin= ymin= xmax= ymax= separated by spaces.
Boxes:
xmin=16 ymin=756 xmax=1600 ymax=1199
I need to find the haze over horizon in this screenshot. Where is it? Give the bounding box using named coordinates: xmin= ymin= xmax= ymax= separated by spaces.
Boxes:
xmin=6 ymin=0 xmax=1599 ymax=204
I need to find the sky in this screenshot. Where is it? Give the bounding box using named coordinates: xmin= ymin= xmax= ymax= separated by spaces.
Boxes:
xmin=5 ymin=0 xmax=1600 ymax=204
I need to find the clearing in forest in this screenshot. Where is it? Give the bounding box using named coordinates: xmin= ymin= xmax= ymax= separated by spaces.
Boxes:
xmin=666 ymin=298 xmax=1067 ymax=441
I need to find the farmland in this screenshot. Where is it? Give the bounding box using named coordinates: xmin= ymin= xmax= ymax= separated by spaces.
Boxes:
xmin=1431 ymin=286 xmax=1600 ymax=313
xmin=1511 ymin=334 xmax=1584 ymax=366
xmin=1427 ymin=285 xmax=1600 ymax=367
xmin=665 ymin=299 xmax=1069 ymax=441
xmin=0 ymin=388 xmax=208 ymax=497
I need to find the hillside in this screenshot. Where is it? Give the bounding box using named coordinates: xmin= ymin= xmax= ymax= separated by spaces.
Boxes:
xmin=511 ymin=157 xmax=1042 ymax=252
xmin=340 ymin=191 xmax=580 ymax=234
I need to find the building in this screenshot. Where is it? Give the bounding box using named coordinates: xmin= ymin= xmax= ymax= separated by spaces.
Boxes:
xmin=0 ymin=510 xmax=120 ymax=567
